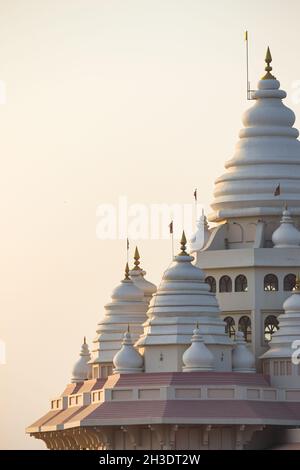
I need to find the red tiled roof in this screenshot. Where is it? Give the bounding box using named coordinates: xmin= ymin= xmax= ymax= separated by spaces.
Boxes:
xmin=104 ymin=372 xmax=270 ymax=388
xmin=62 ymin=400 xmax=300 ymax=426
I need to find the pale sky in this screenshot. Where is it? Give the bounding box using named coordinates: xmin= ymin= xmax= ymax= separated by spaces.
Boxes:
xmin=1 ymin=0 xmax=300 ymax=449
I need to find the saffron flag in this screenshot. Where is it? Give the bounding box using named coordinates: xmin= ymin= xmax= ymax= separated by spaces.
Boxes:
xmin=169 ymin=221 xmax=173 ymax=234
xmin=274 ymin=184 xmax=281 ymax=196
xmin=194 ymin=188 xmax=197 ymax=201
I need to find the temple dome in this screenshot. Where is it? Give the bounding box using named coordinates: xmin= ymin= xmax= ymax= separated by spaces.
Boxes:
xmin=261 ymin=279 xmax=300 ymax=360
xmin=190 ymin=211 xmax=210 ymax=253
xmin=90 ymin=263 xmax=148 ymax=365
xmin=71 ymin=337 xmax=91 ymax=383
xmin=136 ymin=233 xmax=232 ymax=350
xmin=209 ymin=50 xmax=300 ymax=222
xmin=272 ymin=206 xmax=300 ymax=248
xmin=182 ymin=326 xmax=214 ymax=372
xmin=113 ymin=329 xmax=144 ymax=374
xmin=232 ymin=332 xmax=256 ymax=373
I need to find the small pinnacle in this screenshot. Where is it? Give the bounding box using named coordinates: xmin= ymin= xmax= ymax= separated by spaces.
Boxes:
xmin=178 ymin=230 xmax=188 ymax=256
xmin=133 ymin=246 xmax=141 ymax=270
xmin=124 ymin=262 xmax=130 ymax=280
xmin=83 ymin=336 xmax=86 ymax=344
xmin=261 ymin=46 xmax=276 ymax=80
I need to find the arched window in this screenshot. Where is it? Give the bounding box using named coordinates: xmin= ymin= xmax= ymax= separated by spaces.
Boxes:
xmin=224 ymin=316 xmax=235 ymax=338
xmin=264 ymin=274 xmax=279 ymax=292
xmin=264 ymin=315 xmax=279 ymax=342
xmin=238 ymin=316 xmax=252 ymax=343
xmin=205 ymin=276 xmax=216 ymax=293
xmin=284 ymin=274 xmax=296 ymax=291
xmin=235 ymin=275 xmax=248 ymax=292
xmin=219 ymin=276 xmax=232 ymax=293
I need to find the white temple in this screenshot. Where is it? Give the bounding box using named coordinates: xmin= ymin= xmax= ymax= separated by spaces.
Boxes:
xmin=27 ymin=48 xmax=300 ymax=450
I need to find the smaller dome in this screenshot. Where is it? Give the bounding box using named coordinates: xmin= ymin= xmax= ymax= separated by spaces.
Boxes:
xmin=113 ymin=329 xmax=144 ymax=374
xmin=71 ymin=337 xmax=91 ymax=383
xmin=232 ymin=332 xmax=255 ymax=373
xmin=111 ymin=262 xmax=144 ymax=301
xmin=272 ymin=206 xmax=300 ymax=248
xmin=283 ymin=280 xmax=300 ymax=312
xmin=190 ymin=210 xmax=210 ymax=253
xmin=182 ymin=326 xmax=214 ymax=372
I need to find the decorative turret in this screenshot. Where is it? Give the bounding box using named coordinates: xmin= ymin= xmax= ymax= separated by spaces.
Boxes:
xmin=71 ymin=337 xmax=91 ymax=383
xmin=260 ymin=276 xmax=300 ymax=387
xmin=190 ymin=210 xmax=210 ymax=253
xmin=90 ymin=263 xmax=148 ymax=378
xmin=210 ymin=49 xmax=300 ymax=222
xmin=272 ymin=205 xmax=300 ymax=248
xmin=129 ymin=247 xmax=157 ymax=303
xmin=113 ymin=327 xmax=144 ymax=374
xmin=136 ymin=232 xmax=233 ymax=373
xmin=182 ymin=325 xmax=214 ymax=372
xmin=232 ymin=332 xmax=256 ymax=373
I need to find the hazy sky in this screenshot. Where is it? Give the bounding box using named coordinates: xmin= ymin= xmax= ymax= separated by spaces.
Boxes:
xmin=1 ymin=0 xmax=300 ymax=449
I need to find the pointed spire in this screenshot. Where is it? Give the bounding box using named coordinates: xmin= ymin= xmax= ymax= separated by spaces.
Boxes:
xmin=133 ymin=246 xmax=141 ymax=270
xmin=124 ymin=262 xmax=130 ymax=280
xmin=178 ymin=231 xmax=188 ymax=256
xmin=83 ymin=336 xmax=86 ymax=344
xmin=261 ymin=46 xmax=276 ymax=80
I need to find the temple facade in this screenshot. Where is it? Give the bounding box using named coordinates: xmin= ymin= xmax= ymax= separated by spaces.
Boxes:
xmin=27 ymin=49 xmax=300 ymax=450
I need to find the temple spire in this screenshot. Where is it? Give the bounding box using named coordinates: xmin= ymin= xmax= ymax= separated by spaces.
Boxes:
xmin=124 ymin=262 xmax=130 ymax=280
xmin=261 ymin=46 xmax=276 ymax=80
xmin=133 ymin=246 xmax=141 ymax=270
xmin=178 ymin=231 xmax=188 ymax=256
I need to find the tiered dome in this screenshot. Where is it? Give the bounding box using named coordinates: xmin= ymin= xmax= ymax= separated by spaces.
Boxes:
xmin=232 ymin=332 xmax=256 ymax=373
xmin=261 ymin=277 xmax=300 ymax=360
xmin=90 ymin=263 xmax=148 ymax=365
xmin=129 ymin=247 xmax=157 ymax=303
xmin=113 ymin=328 xmax=144 ymax=374
xmin=182 ymin=325 xmax=214 ymax=372
xmin=189 ymin=210 xmax=210 ymax=253
xmin=210 ymin=49 xmax=300 ymax=222
xmin=272 ymin=206 xmax=300 ymax=247
xmin=71 ymin=337 xmax=91 ymax=383
xmin=136 ymin=233 xmax=232 ymax=349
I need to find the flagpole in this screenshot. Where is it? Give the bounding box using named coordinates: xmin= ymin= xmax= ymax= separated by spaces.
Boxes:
xmin=169 ymin=221 xmax=174 ymax=259
xmin=245 ymin=30 xmax=250 ymax=100
xmin=194 ymin=188 xmax=198 ymax=225
xmin=126 ymin=237 xmax=129 ymax=264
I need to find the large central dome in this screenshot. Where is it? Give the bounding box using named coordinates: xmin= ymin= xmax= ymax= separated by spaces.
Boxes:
xmin=210 ymin=50 xmax=300 ymax=222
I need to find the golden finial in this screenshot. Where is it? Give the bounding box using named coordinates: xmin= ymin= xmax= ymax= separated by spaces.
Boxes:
xmin=178 ymin=230 xmax=188 ymax=256
xmin=196 ymin=321 xmax=199 ymax=330
xmin=127 ymin=324 xmax=130 ymax=333
xmin=124 ymin=262 xmax=130 ymax=280
xmin=261 ymin=47 xmax=276 ymax=80
xmin=133 ymin=246 xmax=141 ymax=270
xmin=83 ymin=336 xmax=86 ymax=344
